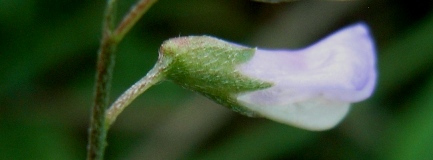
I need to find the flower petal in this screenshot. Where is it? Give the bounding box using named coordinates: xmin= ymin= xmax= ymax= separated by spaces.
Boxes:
xmin=236 ymin=23 xmax=376 ymax=130
xmin=237 ymin=95 xmax=350 ymax=130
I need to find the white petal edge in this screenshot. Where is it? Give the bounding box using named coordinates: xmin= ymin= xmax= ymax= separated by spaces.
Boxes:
xmin=237 ymin=96 xmax=350 ymax=131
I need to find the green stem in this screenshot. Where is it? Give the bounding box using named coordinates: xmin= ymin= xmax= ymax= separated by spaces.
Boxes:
xmin=105 ymin=60 xmax=168 ymax=127
xmin=87 ymin=0 xmax=159 ymax=159
xmin=87 ymin=40 xmax=117 ymax=160
xmin=113 ymin=0 xmax=159 ymax=42
xmin=87 ymin=0 xmax=117 ymax=160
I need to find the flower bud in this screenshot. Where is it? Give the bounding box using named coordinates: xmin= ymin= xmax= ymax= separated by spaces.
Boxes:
xmin=159 ymin=23 xmax=376 ymax=131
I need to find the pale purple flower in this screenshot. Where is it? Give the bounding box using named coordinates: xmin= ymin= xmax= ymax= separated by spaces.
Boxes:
xmin=236 ymin=23 xmax=376 ymax=130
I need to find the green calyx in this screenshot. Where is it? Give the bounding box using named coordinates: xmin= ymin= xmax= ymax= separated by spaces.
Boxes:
xmin=159 ymin=36 xmax=272 ymax=116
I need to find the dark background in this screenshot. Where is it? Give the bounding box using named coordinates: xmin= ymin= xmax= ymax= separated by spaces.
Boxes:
xmin=1 ymin=0 xmax=433 ymax=159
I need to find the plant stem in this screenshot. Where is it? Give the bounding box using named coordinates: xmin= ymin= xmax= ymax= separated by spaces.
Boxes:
xmin=113 ymin=0 xmax=159 ymax=42
xmin=87 ymin=0 xmax=159 ymax=159
xmin=87 ymin=0 xmax=117 ymax=160
xmin=105 ymin=60 xmax=168 ymax=127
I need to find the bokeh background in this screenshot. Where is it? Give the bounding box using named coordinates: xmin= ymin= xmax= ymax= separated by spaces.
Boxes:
xmin=1 ymin=0 xmax=433 ymax=159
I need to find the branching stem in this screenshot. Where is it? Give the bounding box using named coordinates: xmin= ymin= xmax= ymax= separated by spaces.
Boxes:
xmin=87 ymin=0 xmax=159 ymax=160
xmin=86 ymin=0 xmax=117 ymax=160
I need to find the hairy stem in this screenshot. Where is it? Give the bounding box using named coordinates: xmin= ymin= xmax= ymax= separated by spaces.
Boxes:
xmin=87 ymin=0 xmax=159 ymax=159
xmin=87 ymin=0 xmax=117 ymax=160
xmin=105 ymin=61 xmax=168 ymax=127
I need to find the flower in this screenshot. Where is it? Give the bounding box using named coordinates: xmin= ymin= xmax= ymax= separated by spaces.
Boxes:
xmin=159 ymin=22 xmax=376 ymax=131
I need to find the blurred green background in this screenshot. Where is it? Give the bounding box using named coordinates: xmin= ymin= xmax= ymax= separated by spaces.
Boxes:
xmin=1 ymin=0 xmax=433 ymax=159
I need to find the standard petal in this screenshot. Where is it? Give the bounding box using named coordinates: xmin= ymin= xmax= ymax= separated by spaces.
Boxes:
xmin=237 ymin=23 xmax=376 ymax=103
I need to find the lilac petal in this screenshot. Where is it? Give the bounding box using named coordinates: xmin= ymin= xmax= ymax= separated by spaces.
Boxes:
xmin=236 ymin=23 xmax=376 ymax=130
